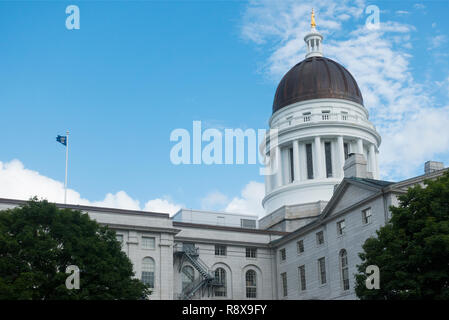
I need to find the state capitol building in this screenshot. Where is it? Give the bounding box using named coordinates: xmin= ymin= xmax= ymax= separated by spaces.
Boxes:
xmin=1 ymin=13 xmax=446 ymax=300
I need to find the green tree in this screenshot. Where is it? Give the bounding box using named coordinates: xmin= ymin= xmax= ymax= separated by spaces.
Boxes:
xmin=355 ymin=172 xmax=449 ymax=299
xmin=0 ymin=198 xmax=150 ymax=299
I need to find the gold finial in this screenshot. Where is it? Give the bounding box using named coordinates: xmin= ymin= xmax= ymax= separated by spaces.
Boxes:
xmin=311 ymin=8 xmax=316 ymax=28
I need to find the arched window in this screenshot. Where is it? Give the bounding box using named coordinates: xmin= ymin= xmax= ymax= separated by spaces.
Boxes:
xmin=181 ymin=265 xmax=195 ymax=291
xmin=245 ymin=270 xmax=257 ymax=298
xmin=141 ymin=257 xmax=155 ymax=288
xmin=214 ymin=268 xmax=226 ymax=297
xmin=340 ymin=249 xmax=349 ymax=290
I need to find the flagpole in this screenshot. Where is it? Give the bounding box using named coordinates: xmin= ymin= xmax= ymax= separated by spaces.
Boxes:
xmin=65 ymin=130 xmax=69 ymax=204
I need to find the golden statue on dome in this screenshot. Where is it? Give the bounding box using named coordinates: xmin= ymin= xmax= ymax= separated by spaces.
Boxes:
xmin=311 ymin=8 xmax=316 ymax=28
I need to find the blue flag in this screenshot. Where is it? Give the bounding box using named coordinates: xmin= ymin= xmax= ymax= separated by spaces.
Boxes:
xmin=56 ymin=135 xmax=67 ymax=146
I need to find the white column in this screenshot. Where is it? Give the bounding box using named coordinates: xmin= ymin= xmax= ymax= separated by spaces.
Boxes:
xmin=337 ymin=136 xmax=345 ymax=178
xmin=292 ymin=140 xmax=300 ymax=182
xmin=275 ymin=145 xmax=283 ymax=187
xmin=369 ymin=144 xmax=376 ymax=177
xmin=264 ymin=159 xmax=271 ymax=194
xmin=298 ymin=142 xmax=307 ymax=181
xmin=357 ymin=138 xmax=364 ymax=155
xmin=314 ymin=136 xmax=323 ymax=179
xmin=375 ymin=149 xmax=380 ymax=179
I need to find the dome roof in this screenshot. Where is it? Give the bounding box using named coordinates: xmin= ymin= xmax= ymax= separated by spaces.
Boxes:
xmin=272 ymin=56 xmax=363 ymax=114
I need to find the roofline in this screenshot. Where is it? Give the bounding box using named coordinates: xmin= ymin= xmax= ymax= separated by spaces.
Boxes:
xmin=0 ymin=197 xmax=170 ymax=219
xmin=385 ymin=167 xmax=448 ymax=192
xmin=172 ymin=208 xmax=258 ymax=219
xmin=172 ymin=221 xmax=289 ymax=236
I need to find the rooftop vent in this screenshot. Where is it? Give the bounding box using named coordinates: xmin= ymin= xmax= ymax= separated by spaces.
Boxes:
xmin=424 ymin=161 xmax=444 ymax=175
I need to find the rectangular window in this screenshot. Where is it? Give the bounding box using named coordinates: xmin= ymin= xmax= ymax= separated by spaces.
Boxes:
xmin=325 ymin=142 xmax=333 ymax=178
xmin=215 ymin=245 xmax=227 ymax=256
xmin=297 ymin=240 xmax=304 ymax=254
xmin=182 ymin=242 xmax=195 ymax=253
xmin=303 ymin=112 xmax=311 ymax=122
xmin=142 ymin=236 xmax=155 ymax=249
xmin=289 ymin=147 xmax=294 ymax=183
xmin=281 ymin=272 xmax=288 ymax=297
xmin=116 ymin=234 xmax=123 ymax=244
xmin=322 ymin=110 xmax=330 ymax=120
xmin=306 ymin=143 xmax=314 ymax=179
xmin=362 ymin=208 xmax=372 ymax=224
xmin=337 ymin=220 xmax=346 ymax=236
xmin=280 ymin=248 xmax=286 ymax=261
xmin=246 ymin=247 xmax=257 ymax=258
xmin=316 ymin=231 xmax=324 ymax=245
xmin=341 ymin=253 xmax=350 ymax=291
xmin=344 ymin=143 xmax=350 ymax=160
xmin=141 ymin=271 xmax=154 ymax=288
xmin=241 ymin=219 xmax=256 ymax=229
xmin=217 ymin=216 xmax=225 ymax=226
xmin=298 ymin=265 xmax=306 ymax=291
xmin=341 ymin=111 xmax=348 ymax=120
xmin=318 ymin=257 xmax=327 ymax=285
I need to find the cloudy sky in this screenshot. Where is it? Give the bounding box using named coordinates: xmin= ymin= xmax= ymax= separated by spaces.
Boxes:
xmin=0 ymin=1 xmax=448 ymax=217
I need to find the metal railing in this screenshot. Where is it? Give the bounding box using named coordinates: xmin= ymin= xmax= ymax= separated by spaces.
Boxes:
xmin=174 ymin=244 xmax=221 ymax=300
xmin=273 ymin=112 xmax=375 ymax=130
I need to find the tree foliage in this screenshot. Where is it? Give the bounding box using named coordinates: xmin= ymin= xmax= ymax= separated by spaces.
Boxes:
xmin=355 ymin=172 xmax=449 ymax=299
xmin=0 ymin=198 xmax=150 ymax=299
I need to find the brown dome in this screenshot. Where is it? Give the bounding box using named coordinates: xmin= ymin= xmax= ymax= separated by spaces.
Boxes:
xmin=272 ymin=56 xmax=363 ymax=114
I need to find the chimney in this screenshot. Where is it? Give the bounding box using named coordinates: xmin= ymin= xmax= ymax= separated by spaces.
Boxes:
xmin=343 ymin=153 xmax=373 ymax=179
xmin=424 ymin=161 xmax=444 ymax=175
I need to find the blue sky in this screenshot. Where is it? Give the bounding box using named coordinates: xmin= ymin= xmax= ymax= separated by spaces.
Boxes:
xmin=1 ymin=1 xmax=448 ymax=216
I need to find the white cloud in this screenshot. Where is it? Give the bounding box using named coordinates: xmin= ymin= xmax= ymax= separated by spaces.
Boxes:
xmin=0 ymin=159 xmax=182 ymax=215
xmin=413 ymin=3 xmax=426 ymax=10
xmin=429 ymin=35 xmax=447 ymax=49
xmin=200 ymin=191 xmax=229 ymax=210
xmin=144 ymin=198 xmax=182 ymax=215
xmin=240 ymin=0 xmax=449 ymax=180
xmin=224 ymin=181 xmax=265 ymax=217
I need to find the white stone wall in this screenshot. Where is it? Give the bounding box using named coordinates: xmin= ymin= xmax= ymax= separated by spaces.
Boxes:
xmin=173 ymin=224 xmax=282 ymax=300
xmin=274 ymin=190 xmax=392 ymax=300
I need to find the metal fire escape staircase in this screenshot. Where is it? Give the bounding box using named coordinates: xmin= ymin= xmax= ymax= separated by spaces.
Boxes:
xmin=174 ymin=245 xmax=222 ymax=300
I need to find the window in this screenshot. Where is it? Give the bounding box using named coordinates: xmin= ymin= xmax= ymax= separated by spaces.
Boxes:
xmin=183 ymin=242 xmax=195 ymax=253
xmin=337 ymin=220 xmax=346 ymax=236
xmin=215 ymin=245 xmax=227 ymax=256
xmin=340 ymin=250 xmax=350 ymax=290
xmin=316 ymin=231 xmax=324 ymax=245
xmin=141 ymin=257 xmax=155 ymax=288
xmin=344 ymin=143 xmax=350 ymax=160
xmin=341 ymin=111 xmax=348 ymax=120
xmin=241 ymin=219 xmax=256 ymax=229
xmin=297 ymin=240 xmax=304 ymax=254
xmin=217 ymin=216 xmax=225 ymax=226
xmin=116 ymin=234 xmax=123 ymax=244
xmin=318 ymin=257 xmax=327 ymax=285
xmin=325 ymin=142 xmax=333 ymax=178
xmin=289 ymin=147 xmax=294 ymax=183
xmin=142 ymin=236 xmax=155 ymax=249
xmin=280 ymin=248 xmax=286 ymax=261
xmin=306 ymin=143 xmax=314 ymax=179
xmin=281 ymin=272 xmax=288 ymax=297
xmin=246 ymin=270 xmax=257 ymax=298
xmin=322 ymin=110 xmax=330 ymax=120
xmin=246 ymin=247 xmax=257 ymax=258
xmin=362 ymin=208 xmax=372 ymax=225
xmin=303 ymin=112 xmax=311 ymax=122
xmin=298 ymin=265 xmax=306 ymax=291
xmin=214 ymin=268 xmax=227 ymax=297
xmin=181 ymin=265 xmax=194 ymax=291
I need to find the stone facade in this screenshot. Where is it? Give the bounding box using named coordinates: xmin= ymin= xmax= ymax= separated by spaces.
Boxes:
xmin=0 ymin=165 xmax=446 ymax=300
